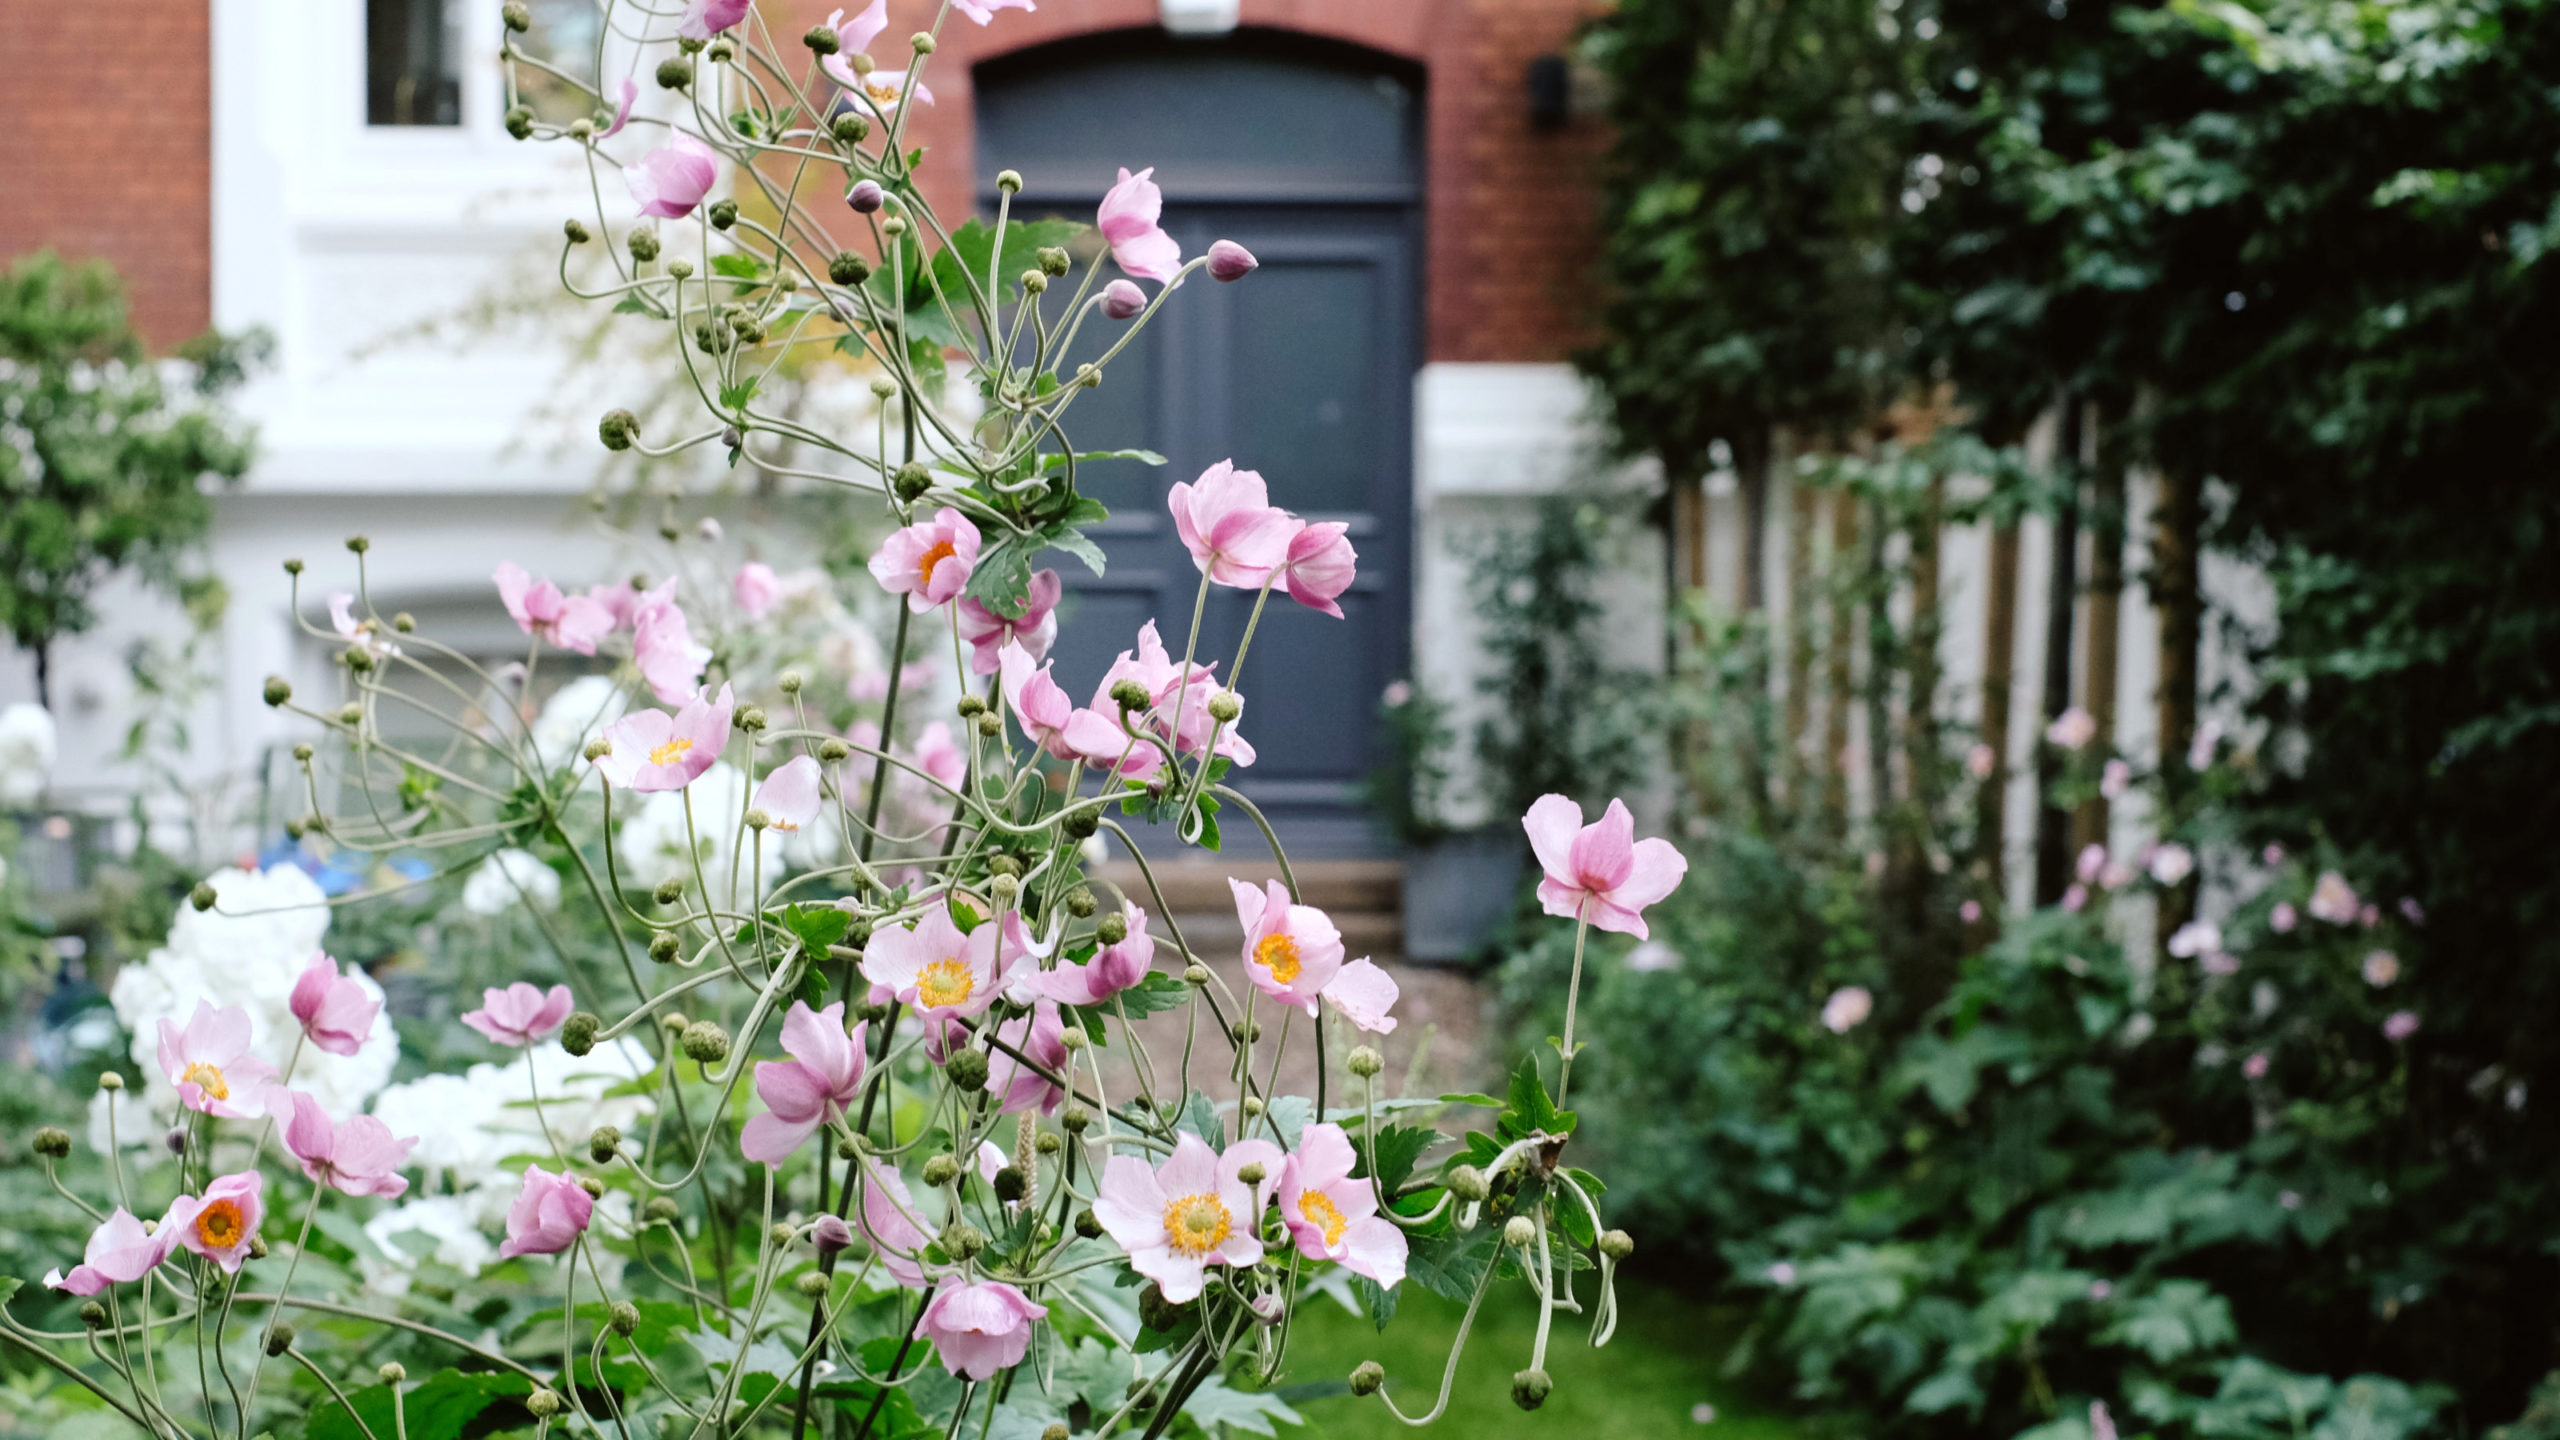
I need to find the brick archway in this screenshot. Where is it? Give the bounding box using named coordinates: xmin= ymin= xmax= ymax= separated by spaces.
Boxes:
xmin=783 ymin=0 xmax=1598 ymax=363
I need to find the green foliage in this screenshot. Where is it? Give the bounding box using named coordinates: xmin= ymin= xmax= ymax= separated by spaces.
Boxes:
xmin=0 ymin=251 xmax=259 ymax=697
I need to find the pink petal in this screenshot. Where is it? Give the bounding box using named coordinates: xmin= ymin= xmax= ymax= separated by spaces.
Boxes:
xmin=1569 ymin=799 xmax=1638 ymax=891
xmin=1521 ymin=794 xmax=1584 ymax=887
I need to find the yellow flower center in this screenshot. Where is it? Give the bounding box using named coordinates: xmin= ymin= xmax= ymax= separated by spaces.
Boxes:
xmin=1253 ymin=934 xmax=1302 ymax=985
xmin=1162 ymin=1193 xmax=1231 ymax=1257
xmin=195 ymin=1198 xmax=244 ymax=1250
xmin=649 ymin=736 xmax=694 ymax=767
xmin=916 ymin=957 xmax=975 ymax=1010
xmin=1297 ymin=1190 xmax=1349 ymax=1248
xmin=917 ymin=539 xmax=958 ymax=587
xmin=181 ymin=1061 xmax=229 ymax=1101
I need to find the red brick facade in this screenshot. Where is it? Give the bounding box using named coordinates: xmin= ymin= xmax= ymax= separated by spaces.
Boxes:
xmin=796 ymin=0 xmax=1606 ymax=363
xmin=0 ymin=1 xmax=213 ymax=350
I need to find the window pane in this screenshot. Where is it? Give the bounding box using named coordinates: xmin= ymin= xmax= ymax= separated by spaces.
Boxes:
xmin=515 ymin=0 xmax=602 ymax=121
xmin=367 ymin=0 xmax=461 ymax=127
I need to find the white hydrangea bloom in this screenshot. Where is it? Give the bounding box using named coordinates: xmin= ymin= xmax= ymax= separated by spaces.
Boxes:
xmin=0 ymin=703 xmax=56 ymax=807
xmin=461 ymin=848 xmax=563 ymax=917
xmin=529 ymin=674 xmax=628 ymax=774
xmin=95 ymin=864 xmax=398 ymax=1150
xmin=615 ymin=761 xmax=783 ymax=899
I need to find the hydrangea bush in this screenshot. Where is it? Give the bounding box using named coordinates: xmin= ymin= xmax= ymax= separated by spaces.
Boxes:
xmin=0 ymin=4 xmax=1688 ymax=1437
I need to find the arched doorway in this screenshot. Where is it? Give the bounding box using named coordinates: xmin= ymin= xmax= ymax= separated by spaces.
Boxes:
xmin=975 ymin=31 xmax=1424 ymax=857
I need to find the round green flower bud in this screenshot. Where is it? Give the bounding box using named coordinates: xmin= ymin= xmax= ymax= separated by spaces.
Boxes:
xmin=804 ymin=23 xmax=841 ymax=53
xmin=1234 ymin=1161 xmax=1266 ymax=1186
xmin=909 ymin=30 xmax=935 ymax=53
xmin=79 ymin=1301 xmax=108 ymax=1329
xmin=680 ymin=1021 xmax=731 ymax=1064
xmin=1065 ymin=887 xmax=1097 ymax=918
xmin=644 ymin=1196 xmax=682 ymax=1226
xmin=583 ymin=735 xmax=611 ymax=762
xmin=343 ymin=644 xmax=375 ymax=674
xmin=990 ymin=874 xmax=1020 ymax=906
xmin=33 ymin=1126 xmax=72 ymax=1158
xmin=588 ymin=1124 xmax=621 ymax=1163
xmin=831 ymin=113 xmax=870 ymax=144
xmin=1062 ymin=807 xmax=1100 ymax=840
xmin=1036 ymin=246 xmax=1071 ymax=278
xmin=393 ymin=612 xmax=415 ymax=633
xmin=599 ymin=407 xmax=640 ymax=450
xmin=1243 ymin=1097 xmax=1264 ymax=1119
xmin=564 ymin=218 xmax=591 ymax=244
xmin=893 ymin=462 xmax=935 ymax=503
xmin=1092 ymin=910 xmax=1130 ymax=945
xmin=921 ymin=1153 xmax=961 ymax=1187
xmin=1207 ymin=690 xmax=1242 ymax=724
xmin=838 ymin=1134 xmax=862 ymax=1159
xmin=1074 ymin=1206 xmax=1104 ymax=1238
xmin=265 ymin=1322 xmax=295 ymax=1356
xmin=1511 ymin=1368 xmax=1553 ymax=1411
xmin=738 ymin=706 xmax=768 ymax=732
xmin=818 ymin=737 xmax=850 ymax=762
xmin=1448 ymin=1165 xmax=1489 ymax=1202
xmin=797 ymin=1270 xmax=832 ymax=1298
xmin=707 ymin=198 xmax=739 ymax=230
xmin=1059 ymin=1028 xmax=1088 ymax=1053
xmin=502 ymin=1 xmax=531 ymax=31
xmin=649 ymin=932 xmax=681 ymax=965
xmin=652 ymin=876 xmax=686 ymax=906
xmin=988 ymin=854 xmax=1024 ymax=878
xmin=1061 ymin=1105 xmax=1091 ymax=1134
xmin=190 ymin=881 xmax=221 ymax=912
xmin=1598 ymin=1228 xmax=1635 ymax=1260
xmin=993 ymin=1166 xmax=1028 ymax=1203
xmin=569 ymin=117 xmax=593 ymax=139
xmin=655 ymin=57 xmax=693 ymax=89
xmin=1044 ymin=1426 xmax=1071 ymax=1440
xmin=661 ymin=1012 xmax=690 ymax=1035
xmin=527 ymin=1386 xmax=563 ymax=1418
xmin=379 ymin=1362 xmax=407 ymax=1385
xmin=289 ymin=742 xmax=315 ymax=764
xmin=1137 ymin=1282 xmax=1191 ymax=1333
xmin=667 ymin=258 xmax=694 ymax=280
xmin=1230 ymin=1021 xmax=1263 ymax=1044
xmin=97 ymin=1072 xmax=124 ymax=1093
xmin=944 ymin=1048 xmax=990 ymax=1092
xmin=1109 ymin=678 xmax=1150 ymax=712
xmin=262 ymin=675 xmax=292 ymax=707
xmin=744 ymin=808 xmax=772 ymax=832
xmin=976 ymin=711 xmax=1004 ymax=740
xmin=1183 ymin=964 xmax=1212 ymax=987
xmin=577 ymin=1174 xmax=605 ymax=1198
xmin=346 ymin=536 xmax=371 ymax=558
xmin=777 ymin=669 xmax=805 ymax=696
xmin=1503 ymin=1215 xmax=1537 ymax=1248
xmin=1036 ymin=1131 xmax=1062 ymax=1155
xmin=561 ymin=1012 xmax=601 ymax=1058
xmin=627 ymin=226 xmax=661 ymax=263
xmin=706 ymin=38 xmax=734 ymax=62
xmin=868 ymin=376 xmax=899 ymax=400
xmin=504 ymin=105 xmax=534 ymax=140
xmin=1126 ymin=1379 xmax=1158 ymax=1413
xmin=956 ymin=694 xmax=988 ymax=718
xmin=608 ymin=1301 xmax=640 ymax=1336
xmin=995 ymin=169 xmax=1023 ymax=194
xmin=1349 ymin=1360 xmax=1385 ymax=1396
xmin=938 ymin=1220 xmax=985 ymax=1259
xmin=1346 ymin=1045 xmax=1384 ymax=1078
xmin=336 ymin=703 xmax=363 ymax=727
xmin=1020 ymin=269 xmax=1048 ymax=295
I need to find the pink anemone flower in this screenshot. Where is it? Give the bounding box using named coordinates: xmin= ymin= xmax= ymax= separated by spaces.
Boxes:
xmin=599 ymin=77 xmax=637 ymax=138
xmin=869 ymin=508 xmax=982 ymax=613
xmin=1098 ymin=166 xmax=1181 ymax=283
xmin=986 ymin=1000 xmax=1071 ymax=1117
xmin=1094 ymin=1132 xmax=1277 ymax=1302
xmin=627 ymin=131 xmax=720 ymax=219
xmin=461 ymin=982 xmax=575 ymax=1047
xmin=958 ymin=569 xmax=1061 ymax=675
xmin=45 ymin=1208 xmax=172 ymax=1295
xmin=734 ymin=561 xmax=782 ymax=618
xmin=1026 ymin=900 xmax=1154 ymax=1006
xmin=289 ymin=950 xmax=381 ymax=1057
xmin=162 ymin=1171 xmax=265 ymax=1274
xmin=1319 ymin=957 xmax=1399 ymax=1034
xmin=1522 ymin=794 xmax=1690 ymax=940
xmin=1169 ymin=461 xmax=1298 ymax=589
xmin=498 ymin=1165 xmax=594 ymax=1260
xmin=1278 ymin=521 xmax=1357 ymax=618
xmin=754 ymin=755 xmax=825 ymax=833
xmin=858 ymin=1157 xmax=938 ymax=1288
xmin=677 ymin=0 xmax=750 ymax=40
xmin=596 ymin=683 xmax=735 ymax=792
xmin=157 ymin=1001 xmax=278 ymax=1119
xmin=999 ymin=642 xmax=1084 ymax=761
xmin=279 ymin=1090 xmax=418 ymax=1198
xmin=632 ymin=584 xmax=712 ymax=704
xmin=493 ymin=563 xmax=615 ymax=655
xmin=740 ymin=1001 xmax=869 ymax=1166
xmin=951 ymin=0 xmax=1035 ymax=22
xmin=1230 ymin=878 xmax=1344 ymax=1010
xmin=915 ymin=1278 xmax=1048 ymax=1380
xmin=1206 ymin=239 xmax=1260 ymax=282
xmin=1277 ymin=1123 xmax=1407 ymax=1285
xmin=329 ymin=592 xmax=394 ymax=659
xmin=860 ymin=907 xmax=1009 ymax=1026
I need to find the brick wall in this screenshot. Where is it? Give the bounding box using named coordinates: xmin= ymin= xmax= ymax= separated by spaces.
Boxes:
xmin=0 ymin=2 xmax=213 ymax=351
xmin=779 ymin=0 xmax=1605 ymax=363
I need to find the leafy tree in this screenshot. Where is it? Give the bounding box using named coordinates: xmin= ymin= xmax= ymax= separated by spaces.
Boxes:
xmin=0 ymin=252 xmax=259 ymax=705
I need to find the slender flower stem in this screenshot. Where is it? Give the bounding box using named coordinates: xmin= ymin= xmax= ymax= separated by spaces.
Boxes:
xmin=1556 ymin=915 xmax=1592 ymax=1108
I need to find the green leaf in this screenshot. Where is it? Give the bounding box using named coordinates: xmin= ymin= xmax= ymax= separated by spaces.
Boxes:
xmin=2098 ymin=1278 xmax=2237 ymax=1363
xmin=1112 ymin=969 xmax=1193 ymax=1019
xmin=1497 ymin=1057 xmax=1575 ymax=1139
xmin=306 ymin=1368 xmax=532 ymax=1440
xmin=1050 ymin=526 xmax=1108 ymax=577
xmin=1352 ymin=1124 xmax=1439 ymax=1197
xmin=1035 ymin=449 xmax=1166 ymax=472
xmin=1179 ymin=1374 xmax=1303 ymax=1437
xmin=782 ymin=903 xmax=852 ymax=950
xmin=929 ymin=218 xmax=1091 ymax=332
xmin=710 ymin=252 xmax=772 ymax=283
xmin=1176 ymin=1089 xmax=1224 ymax=1150
xmin=1436 ymin=1092 xmax=1502 ymax=1110
xmin=718 ymin=375 xmax=763 ymax=411
xmin=1405 ymin=1225 xmax=1499 ymax=1302
xmin=1352 ymin=1274 xmax=1399 ymax=1331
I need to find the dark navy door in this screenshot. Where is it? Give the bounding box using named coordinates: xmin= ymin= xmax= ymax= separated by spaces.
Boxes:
xmin=975 ymin=32 xmax=1422 ymax=856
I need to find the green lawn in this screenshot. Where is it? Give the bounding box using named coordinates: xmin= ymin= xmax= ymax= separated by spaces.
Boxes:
xmin=1274 ymin=1277 xmax=1801 ymax=1440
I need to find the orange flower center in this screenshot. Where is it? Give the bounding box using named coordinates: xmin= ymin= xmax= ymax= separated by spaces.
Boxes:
xmin=649 ymin=736 xmax=694 ymax=767
xmin=1162 ymin=1193 xmax=1231 ymax=1257
xmin=181 ymin=1061 xmax=229 ymax=1101
xmin=195 ymin=1198 xmax=244 ymax=1250
xmin=1253 ymin=934 xmax=1302 ymax=985
xmin=866 ymin=79 xmax=903 ymax=104
xmin=917 ymin=957 xmax=975 ymax=1010
xmin=917 ymin=539 xmax=958 ymax=588
xmin=1297 ymin=1190 xmax=1349 ymax=1248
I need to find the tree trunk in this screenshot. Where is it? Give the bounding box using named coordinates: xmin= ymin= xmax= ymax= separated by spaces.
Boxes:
xmin=1785 ymin=474 xmax=1818 ymax=805
xmin=2033 ymin=397 xmax=2084 ymax=906
xmin=32 ymin=640 xmax=51 ymax=713
xmin=2075 ymin=446 xmax=2126 ymax=857
xmin=1823 ymin=488 xmax=1858 ymax=836
xmin=2154 ymin=465 xmax=2202 ymax=935
xmin=1737 ymin=427 xmax=1771 ymax=612
xmin=1977 ymin=520 xmax=2022 ymax=911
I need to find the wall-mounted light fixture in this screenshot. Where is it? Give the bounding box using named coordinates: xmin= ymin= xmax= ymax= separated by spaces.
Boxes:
xmin=1161 ymin=0 xmax=1240 ymax=35
xmin=1525 ymin=52 xmax=1572 ymax=131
